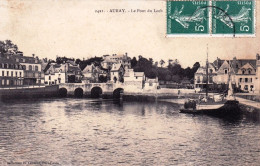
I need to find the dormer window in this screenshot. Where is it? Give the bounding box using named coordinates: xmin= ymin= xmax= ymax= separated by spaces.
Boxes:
xmin=248 ymin=69 xmax=252 ymax=75
xmin=224 ymin=69 xmax=228 ymax=74
xmin=242 ymin=70 xmax=245 ymax=75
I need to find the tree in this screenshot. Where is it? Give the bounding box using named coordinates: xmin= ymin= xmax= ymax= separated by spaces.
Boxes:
xmin=131 ymin=57 xmax=137 ymax=68
xmin=192 ymin=62 xmax=200 ymax=73
xmin=168 ymin=59 xmax=173 ymax=66
xmin=160 ymin=59 xmax=165 ymax=67
xmin=149 ymin=58 xmax=153 ymax=65
xmin=154 ymin=61 xmax=158 ymax=67
xmin=99 ymin=75 xmax=107 ymax=83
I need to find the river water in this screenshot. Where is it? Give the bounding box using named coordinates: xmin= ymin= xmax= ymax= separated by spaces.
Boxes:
xmin=0 ymin=98 xmax=259 ymax=166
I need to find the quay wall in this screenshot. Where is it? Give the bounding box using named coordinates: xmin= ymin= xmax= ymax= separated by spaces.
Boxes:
xmin=0 ymin=85 xmax=59 ymax=101
xmin=237 ymin=94 xmax=260 ymax=102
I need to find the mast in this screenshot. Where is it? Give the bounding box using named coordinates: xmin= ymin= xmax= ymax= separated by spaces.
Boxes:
xmin=227 ymin=60 xmax=234 ymax=100
xmin=206 ymin=44 xmax=209 ymax=98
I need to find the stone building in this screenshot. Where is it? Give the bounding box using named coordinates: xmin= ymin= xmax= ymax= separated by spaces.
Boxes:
xmin=124 ymin=68 xmax=145 ymax=90
xmin=110 ymin=63 xmax=125 ymax=83
xmin=44 ymin=63 xmax=66 ymax=85
xmin=194 ymin=55 xmax=259 ymax=93
xmin=101 ymin=53 xmax=131 ymax=70
xmin=12 ymin=53 xmax=44 ymax=86
xmin=0 ymin=55 xmax=24 ymax=87
xmin=82 ymin=64 xmax=107 ymax=83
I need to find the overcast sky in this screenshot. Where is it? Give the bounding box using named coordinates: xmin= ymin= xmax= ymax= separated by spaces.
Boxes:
xmin=0 ymin=0 xmax=259 ymax=67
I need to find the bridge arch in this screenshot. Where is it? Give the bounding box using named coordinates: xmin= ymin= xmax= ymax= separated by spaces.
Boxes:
xmin=58 ymin=88 xmax=67 ymax=97
xmin=113 ymin=88 xmax=124 ymax=99
xmin=91 ymin=87 xmax=103 ymax=98
xmin=74 ymin=87 xmax=84 ymax=98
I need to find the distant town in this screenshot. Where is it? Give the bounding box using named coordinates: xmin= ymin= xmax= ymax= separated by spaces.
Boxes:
xmin=0 ymin=40 xmax=260 ymax=95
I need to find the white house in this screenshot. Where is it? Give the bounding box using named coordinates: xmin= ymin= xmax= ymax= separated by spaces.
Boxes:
xmin=44 ymin=63 xmax=66 ymax=85
xmin=110 ymin=63 xmax=125 ymax=83
xmin=144 ymin=77 xmax=159 ymax=90
xmin=124 ymin=68 xmax=145 ymax=90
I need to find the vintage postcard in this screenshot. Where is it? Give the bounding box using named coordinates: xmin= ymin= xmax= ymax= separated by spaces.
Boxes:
xmin=0 ymin=0 xmax=260 ymax=166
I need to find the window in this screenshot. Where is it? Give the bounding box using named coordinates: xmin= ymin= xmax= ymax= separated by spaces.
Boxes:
xmin=242 ymin=70 xmax=245 ymax=74
xmin=2 ymin=71 xmax=4 ymax=76
xmin=16 ymin=58 xmax=19 ymax=62
xmin=15 ymin=72 xmax=17 ymax=77
xmin=209 ymin=76 xmax=213 ymax=83
xmin=136 ymin=77 xmax=138 ymax=79
xmin=197 ymin=76 xmax=200 ymax=83
xmin=245 ymin=78 xmax=248 ymax=82
xmin=250 ymin=78 xmax=252 ymax=82
xmin=2 ymin=79 xmax=4 ymax=85
xmin=244 ymin=85 xmax=248 ymax=90
xmin=49 ymin=76 xmax=51 ymax=80
xmin=35 ymin=66 xmax=38 ymax=71
xmin=33 ymin=72 xmax=35 ymax=77
xmin=248 ymin=70 xmax=251 ymax=74
xmin=29 ymin=65 xmax=32 ymax=71
xmin=4 ymin=64 xmax=7 ymax=68
xmin=11 ymin=71 xmax=13 ymax=77
xmin=6 ymin=71 xmax=9 ymax=76
xmin=210 ymin=69 xmax=213 ymax=73
xmin=19 ymin=72 xmax=22 ymax=77
xmin=0 ymin=64 xmax=2 ymax=68
xmin=6 ymin=79 xmax=9 ymax=85
xmin=224 ymin=69 xmax=228 ymax=74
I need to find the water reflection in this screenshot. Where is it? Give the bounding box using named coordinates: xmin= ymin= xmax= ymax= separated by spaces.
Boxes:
xmin=0 ymin=98 xmax=259 ymax=165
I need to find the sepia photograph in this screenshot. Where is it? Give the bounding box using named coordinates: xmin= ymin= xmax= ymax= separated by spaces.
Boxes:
xmin=0 ymin=0 xmax=259 ymax=165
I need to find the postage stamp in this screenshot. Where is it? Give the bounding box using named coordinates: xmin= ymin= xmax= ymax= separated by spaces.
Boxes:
xmin=166 ymin=0 xmax=256 ymax=37
xmin=167 ymin=1 xmax=209 ymax=35
xmin=212 ymin=0 xmax=255 ymax=35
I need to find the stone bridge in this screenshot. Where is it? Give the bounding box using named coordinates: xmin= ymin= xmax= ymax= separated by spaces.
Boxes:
xmin=58 ymin=83 xmax=124 ymax=98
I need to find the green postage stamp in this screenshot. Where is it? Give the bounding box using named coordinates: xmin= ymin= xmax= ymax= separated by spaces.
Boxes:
xmin=167 ymin=0 xmax=255 ymax=37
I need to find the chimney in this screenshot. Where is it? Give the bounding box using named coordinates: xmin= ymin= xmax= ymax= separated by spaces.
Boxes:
xmin=32 ymin=54 xmax=35 ymax=58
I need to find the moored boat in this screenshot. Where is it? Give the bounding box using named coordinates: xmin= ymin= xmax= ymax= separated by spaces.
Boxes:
xmin=180 ymin=46 xmax=240 ymax=116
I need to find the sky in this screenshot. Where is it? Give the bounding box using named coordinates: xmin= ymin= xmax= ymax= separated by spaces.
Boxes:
xmin=0 ymin=0 xmax=259 ymax=68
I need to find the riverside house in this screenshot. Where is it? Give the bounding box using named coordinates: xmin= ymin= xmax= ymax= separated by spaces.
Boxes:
xmin=44 ymin=61 xmax=82 ymax=84
xmin=194 ymin=55 xmax=260 ymax=93
xmin=110 ymin=63 xmax=125 ymax=83
xmin=12 ymin=53 xmax=44 ymax=86
xmin=44 ymin=63 xmax=66 ymax=85
xmin=0 ymin=54 xmax=24 ymax=87
xmin=124 ymin=68 xmax=145 ymax=90
xmin=82 ymin=64 xmax=107 ymax=83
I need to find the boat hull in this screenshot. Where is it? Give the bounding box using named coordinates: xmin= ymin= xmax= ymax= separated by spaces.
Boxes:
xmin=180 ymin=100 xmax=240 ymax=116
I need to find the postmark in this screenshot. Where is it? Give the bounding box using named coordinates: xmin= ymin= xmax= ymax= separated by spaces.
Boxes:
xmin=167 ymin=1 xmax=209 ymax=35
xmin=212 ymin=0 xmax=255 ymax=35
xmin=166 ymin=0 xmax=256 ymax=37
